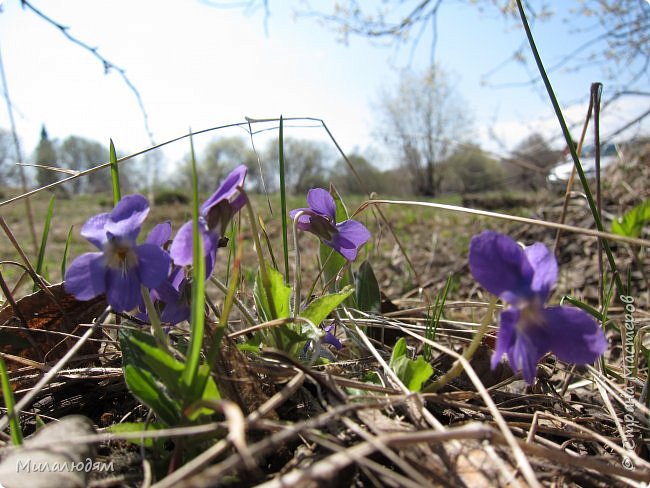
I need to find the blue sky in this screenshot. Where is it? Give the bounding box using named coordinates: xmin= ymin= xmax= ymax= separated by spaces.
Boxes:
xmin=0 ymin=0 xmax=648 ymax=174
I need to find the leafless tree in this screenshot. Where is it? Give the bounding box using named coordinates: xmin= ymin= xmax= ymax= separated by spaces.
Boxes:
xmin=375 ymin=65 xmax=472 ymax=196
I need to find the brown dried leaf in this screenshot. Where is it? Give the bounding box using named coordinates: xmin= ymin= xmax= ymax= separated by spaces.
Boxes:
xmin=0 ymin=283 xmax=106 ymax=374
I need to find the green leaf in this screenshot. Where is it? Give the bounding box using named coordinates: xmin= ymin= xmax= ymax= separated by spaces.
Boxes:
xmin=123 ymin=364 xmax=181 ymax=426
xmin=120 ymin=328 xmax=220 ymax=424
xmin=355 ymin=260 xmax=380 ymax=313
xmin=61 ymin=225 xmax=74 ymax=278
xmin=120 ymin=328 xmax=184 ymax=423
xmin=300 ymin=286 xmax=354 ymax=327
xmin=0 ymin=356 xmax=22 ymax=445
xmin=185 ymin=364 xmax=222 ymax=421
xmin=109 ymin=139 xmax=121 ymax=205
xmin=120 ymin=328 xmax=185 ymax=386
xmin=254 ymin=264 xmax=291 ymax=322
xmin=612 ymin=199 xmax=650 ymax=238
xmin=389 ymin=338 xmax=433 ymax=392
xmin=34 ymin=195 xmax=55 ymax=291
xmin=183 ymin=132 xmax=206 ymax=391
xmin=278 ymin=116 xmax=289 ymax=282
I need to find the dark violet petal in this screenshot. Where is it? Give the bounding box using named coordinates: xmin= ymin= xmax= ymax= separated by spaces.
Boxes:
xmin=169 ymin=221 xmax=194 ymax=266
xmin=105 ymin=194 xmax=149 ymax=240
xmin=153 ymin=280 xmax=190 ymax=325
xmin=204 ymin=233 xmax=219 ymax=278
xmin=328 ymin=219 xmax=371 ymax=261
xmin=161 ymin=299 xmax=190 ymax=325
xmin=509 ymin=326 xmax=545 ymax=385
xmin=542 ymin=306 xmax=607 ymax=364
xmin=336 ymin=219 xmax=370 ymax=247
xmin=135 ymin=243 xmax=171 ymax=289
xmin=146 ymin=221 xmax=172 ymax=247
xmin=491 ymin=309 xmax=517 ymax=370
xmin=468 ymin=231 xmax=534 ymax=304
xmin=289 ymin=207 xmax=311 ymax=222
xmin=323 ymin=325 xmax=342 ymax=350
xmin=289 ymin=208 xmax=316 ymax=233
xmin=524 ymin=242 xmax=557 ymax=301
xmin=169 ymin=266 xmax=185 ymax=290
xmin=306 ymin=188 xmax=336 ymax=219
xmin=495 ymin=308 xmax=547 ymax=384
xmin=229 ymin=192 xmax=248 ymax=213
xmin=106 ymin=267 xmax=142 ymax=312
xmin=64 ymin=252 xmax=106 ymax=300
xmin=200 ymin=165 xmax=247 ymax=213
xmin=169 ymin=220 xmax=218 ymax=275
xmin=80 ymin=213 xmax=110 ymax=249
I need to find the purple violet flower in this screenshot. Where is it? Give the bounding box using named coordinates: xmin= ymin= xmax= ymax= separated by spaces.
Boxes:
xmin=323 ymin=324 xmax=342 ymax=350
xmin=135 ymin=221 xmax=191 ymax=326
xmin=169 ymin=165 xmax=247 ymax=275
xmin=290 ymin=188 xmax=370 ymax=261
xmin=469 ymin=230 xmax=607 ymax=384
xmin=64 ymin=194 xmax=171 ymax=313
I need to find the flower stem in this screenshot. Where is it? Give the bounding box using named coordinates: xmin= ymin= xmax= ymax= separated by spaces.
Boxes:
xmin=515 ymin=0 xmax=622 ymax=294
xmin=291 ymin=211 xmax=305 ymax=317
xmin=241 ymin=188 xmax=284 ymax=349
xmin=423 ymin=295 xmax=498 ymax=393
xmin=141 ymin=285 xmax=169 ymax=351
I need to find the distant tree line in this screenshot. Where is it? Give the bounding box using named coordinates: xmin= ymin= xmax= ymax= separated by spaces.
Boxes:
xmin=0 ymin=123 xmax=561 ymax=198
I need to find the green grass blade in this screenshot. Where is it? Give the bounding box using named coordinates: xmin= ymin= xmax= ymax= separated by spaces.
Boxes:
xmin=61 ymin=225 xmax=74 ymax=278
xmin=109 ymin=139 xmax=121 ymax=205
xmin=182 ymin=132 xmax=206 ymax=392
xmin=34 ymin=195 xmax=54 ymax=290
xmin=0 ymin=356 xmax=22 ymax=445
xmin=515 ymin=0 xmax=622 ymax=294
xmin=278 ymin=116 xmax=289 ymax=283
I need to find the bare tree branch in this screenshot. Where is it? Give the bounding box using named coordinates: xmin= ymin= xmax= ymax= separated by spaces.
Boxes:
xmin=20 ymin=0 xmax=155 ymax=145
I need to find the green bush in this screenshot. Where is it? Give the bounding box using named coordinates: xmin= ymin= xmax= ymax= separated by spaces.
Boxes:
xmin=154 ymin=189 xmax=190 ymax=206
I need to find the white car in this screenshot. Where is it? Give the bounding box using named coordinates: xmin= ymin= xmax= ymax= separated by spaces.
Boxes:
xmin=548 ymin=143 xmax=622 ymax=183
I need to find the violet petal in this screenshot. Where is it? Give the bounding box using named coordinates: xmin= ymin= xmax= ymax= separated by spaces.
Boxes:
xmin=491 ymin=309 xmax=517 ymax=370
xmin=468 ymin=231 xmax=534 ymax=304
xmin=329 ymin=219 xmax=371 ymax=261
xmin=200 ymin=165 xmax=247 ymax=213
xmin=146 ymin=221 xmax=172 ymax=247
xmin=105 ymin=194 xmax=149 ymax=240
xmin=169 ymin=221 xmax=194 ymax=266
xmin=80 ymin=213 xmax=110 ymax=249
xmin=307 ymin=188 xmax=336 ymax=219
xmin=498 ymin=308 xmax=547 ymax=384
xmin=524 ymin=242 xmax=558 ymax=301
xmin=64 ymin=252 xmax=107 ymax=300
xmin=106 ymin=267 xmax=142 ymax=312
xmin=542 ymin=306 xmax=607 ymax=364
xmin=135 ymin=243 xmax=171 ymax=289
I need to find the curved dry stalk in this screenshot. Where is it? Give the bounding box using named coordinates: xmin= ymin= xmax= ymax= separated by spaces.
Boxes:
xmin=361 ymin=199 xmax=650 ymax=248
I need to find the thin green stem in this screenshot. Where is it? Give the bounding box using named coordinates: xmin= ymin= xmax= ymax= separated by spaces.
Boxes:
xmin=291 ymin=211 xmax=305 ymax=318
xmin=140 ymin=285 xmax=169 ymax=352
xmin=278 ymin=116 xmax=290 ymax=283
xmin=0 ymin=356 xmax=22 ymax=445
xmin=515 ymin=0 xmax=623 ymax=294
xmin=423 ymin=295 xmax=498 ymax=393
xmin=181 ymin=132 xmax=206 ymax=391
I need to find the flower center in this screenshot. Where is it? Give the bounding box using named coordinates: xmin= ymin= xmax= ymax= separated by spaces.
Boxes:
xmin=105 ymin=238 xmax=138 ymax=276
xmin=516 ymin=299 xmax=545 ymax=332
xmin=206 ymin=200 xmax=235 ymax=236
xmin=309 ymin=215 xmax=338 ymax=241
